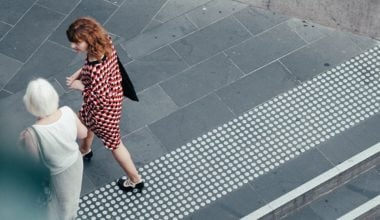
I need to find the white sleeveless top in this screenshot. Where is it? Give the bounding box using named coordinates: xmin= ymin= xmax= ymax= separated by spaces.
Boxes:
xmin=33 ymin=106 xmax=80 ymax=175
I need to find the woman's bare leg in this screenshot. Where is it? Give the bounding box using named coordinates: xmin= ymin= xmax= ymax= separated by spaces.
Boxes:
xmin=80 ymin=129 xmax=94 ymax=154
xmin=112 ymin=141 xmax=140 ymax=183
xmin=77 ymin=112 xmax=94 ymax=155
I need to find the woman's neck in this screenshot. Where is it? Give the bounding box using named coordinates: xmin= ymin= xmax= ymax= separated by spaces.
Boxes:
xmin=88 ymin=54 xmax=104 ymax=62
xmin=35 ymin=109 xmax=62 ymax=125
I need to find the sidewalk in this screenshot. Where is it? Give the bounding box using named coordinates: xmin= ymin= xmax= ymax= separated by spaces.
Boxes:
xmin=0 ymin=0 xmax=379 ymax=219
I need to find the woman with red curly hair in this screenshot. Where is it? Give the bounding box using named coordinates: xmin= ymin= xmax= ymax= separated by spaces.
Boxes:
xmin=66 ymin=17 xmax=143 ymax=192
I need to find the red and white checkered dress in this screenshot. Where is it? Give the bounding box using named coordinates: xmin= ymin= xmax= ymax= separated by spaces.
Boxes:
xmin=79 ymin=43 xmax=124 ymax=150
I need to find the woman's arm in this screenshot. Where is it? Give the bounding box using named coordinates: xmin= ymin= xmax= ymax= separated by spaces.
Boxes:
xmin=71 ymin=68 xmax=82 ymax=80
xmin=68 ymin=80 xmax=85 ymax=91
xmin=20 ymin=129 xmax=39 ymax=160
xmin=66 ymin=68 xmax=84 ymax=91
xmin=75 ymin=115 xmax=88 ymax=139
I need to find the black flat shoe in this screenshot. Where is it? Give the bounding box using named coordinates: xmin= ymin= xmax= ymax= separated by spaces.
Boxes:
xmin=82 ymin=150 xmax=93 ymax=161
xmin=117 ymin=178 xmax=144 ymax=193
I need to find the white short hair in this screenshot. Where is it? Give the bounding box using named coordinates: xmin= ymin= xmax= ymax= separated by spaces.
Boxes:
xmin=23 ymin=78 xmax=59 ymax=117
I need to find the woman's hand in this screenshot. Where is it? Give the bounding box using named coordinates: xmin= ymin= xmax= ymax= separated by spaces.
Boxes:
xmin=66 ymin=75 xmax=76 ymax=87
xmin=68 ymin=79 xmax=85 ymax=91
xmin=67 ymin=68 xmax=84 ymax=91
xmin=66 ymin=68 xmax=82 ymax=85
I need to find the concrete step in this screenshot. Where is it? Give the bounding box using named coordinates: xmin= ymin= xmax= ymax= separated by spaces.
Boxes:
xmin=241 ymin=143 xmax=380 ymax=220
xmin=337 ymin=194 xmax=380 ymax=220
xmin=285 ymin=165 xmax=380 ymax=219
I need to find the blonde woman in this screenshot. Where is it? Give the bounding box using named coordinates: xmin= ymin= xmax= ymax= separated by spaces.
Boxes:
xmin=65 ymin=17 xmax=143 ymax=192
xmin=21 ymin=78 xmax=87 ymax=219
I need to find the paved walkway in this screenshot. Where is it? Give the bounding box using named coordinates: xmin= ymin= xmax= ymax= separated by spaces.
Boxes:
xmin=0 ymin=0 xmax=379 ymax=219
xmin=76 ymin=47 xmax=380 ymax=219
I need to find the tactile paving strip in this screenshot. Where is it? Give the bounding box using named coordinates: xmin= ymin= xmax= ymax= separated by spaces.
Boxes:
xmin=77 ymin=46 xmax=379 ymax=220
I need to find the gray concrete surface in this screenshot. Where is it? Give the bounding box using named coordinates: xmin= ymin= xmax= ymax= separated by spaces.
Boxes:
xmin=0 ymin=0 xmax=379 ymax=219
xmin=239 ymin=0 xmax=380 ymax=40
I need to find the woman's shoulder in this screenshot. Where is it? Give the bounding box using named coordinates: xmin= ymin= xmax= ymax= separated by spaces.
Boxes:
xmin=60 ymin=106 xmax=76 ymax=115
xmin=59 ymin=106 xmax=79 ymax=124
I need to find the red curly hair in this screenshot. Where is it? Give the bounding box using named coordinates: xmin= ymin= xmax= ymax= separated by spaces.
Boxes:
xmin=66 ymin=17 xmax=112 ymax=61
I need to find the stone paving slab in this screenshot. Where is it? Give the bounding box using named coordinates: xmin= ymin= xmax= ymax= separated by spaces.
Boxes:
xmin=0 ymin=89 xmax=11 ymax=99
xmin=104 ymin=0 xmax=166 ymax=41
xmin=0 ymin=1 xmax=379 ymax=219
xmin=110 ymin=35 xmax=133 ymax=64
xmin=0 ymin=90 xmax=33 ymax=149
xmin=0 ymin=53 xmax=22 ymax=88
xmin=160 ymin=53 xmax=243 ymax=107
xmin=216 ymin=61 xmax=298 ymax=115
xmin=0 ymin=0 xmax=35 ymax=25
xmin=52 ymin=53 xmax=87 ymax=89
xmin=155 ymin=0 xmax=212 ymax=23
xmin=5 ymin=41 xmax=74 ymax=92
xmin=4 ymin=40 xmax=75 ymax=93
xmin=120 ymin=85 xmax=178 ymax=135
xmin=316 ymin=132 xmax=364 ymax=166
xmin=280 ymin=31 xmax=363 ymax=82
xmin=233 ymin=6 xmax=289 ymax=36
xmin=141 ymin=19 xmax=164 ymax=34
xmin=125 ymin=45 xmax=188 ymax=92
xmin=37 ymin=0 xmax=80 ymax=14
xmin=285 ymin=18 xmax=326 ymax=43
xmin=82 ymin=147 xmax=125 ymax=190
xmin=122 ymin=15 xmax=197 ymax=59
xmin=343 ymin=115 xmax=380 ymax=153
xmin=0 ymin=5 xmax=64 ymax=62
xmin=348 ymin=33 xmax=380 ymax=51
xmin=123 ymin=127 xmax=169 ymax=167
xmin=59 ymin=90 xmax=84 ymax=112
xmin=103 ymin=0 xmax=125 ymax=7
xmin=225 ymin=23 xmax=306 ymax=74
xmin=49 ymin=0 xmax=117 ymax=47
xmin=149 ymin=93 xmax=235 ymax=151
xmin=0 ymin=22 xmax=11 ymax=39
xmin=185 ymin=0 xmax=247 ymax=29
xmin=171 ymin=16 xmax=251 ymax=65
